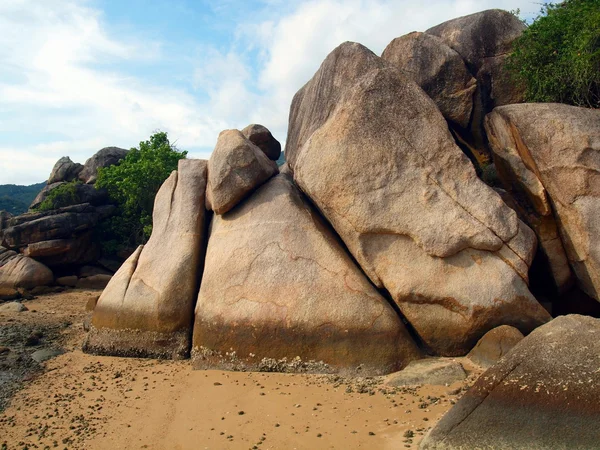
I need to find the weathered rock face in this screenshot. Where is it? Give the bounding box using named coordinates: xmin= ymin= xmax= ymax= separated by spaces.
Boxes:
xmin=424 ymin=9 xmax=526 ymax=162
xmin=29 ymin=182 xmax=65 ymax=210
xmin=486 ymin=104 xmax=600 ymax=301
xmin=467 ymin=325 xmax=524 ymax=368
xmin=84 ymin=159 xmax=208 ymax=359
xmin=287 ymin=42 xmax=550 ymax=355
xmin=79 ymin=147 xmax=128 ymax=184
xmin=241 ymin=124 xmax=282 ymax=161
xmin=426 ymin=9 xmax=525 ymax=73
xmin=0 ymin=246 xmax=53 ymax=290
xmin=193 ymin=174 xmax=421 ymax=375
xmin=381 ymin=32 xmax=476 ymax=129
xmin=205 ymin=129 xmax=279 ymax=215
xmin=421 ymin=315 xmax=600 ymax=449
xmin=47 ymin=157 xmax=83 ymax=184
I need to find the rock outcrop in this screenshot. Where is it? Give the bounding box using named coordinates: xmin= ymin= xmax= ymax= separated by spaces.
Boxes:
xmin=0 ymin=246 xmax=53 ymax=290
xmin=47 ymin=157 xmax=83 ymax=184
xmin=193 ymin=174 xmax=421 ymax=375
xmin=84 ymin=159 xmax=208 ymax=359
xmin=486 ymin=103 xmax=600 ymax=301
xmin=241 ymin=124 xmax=282 ymax=161
xmin=1 ymin=203 xmax=114 ymax=253
xmin=381 ymin=32 xmax=476 ymax=129
xmin=421 ymin=315 xmax=600 ymax=449
xmin=205 ymin=129 xmax=279 ymax=215
xmin=286 ymin=42 xmax=550 ymax=355
xmin=79 ymin=147 xmax=128 ymax=184
xmin=467 ymin=325 xmax=524 ymax=368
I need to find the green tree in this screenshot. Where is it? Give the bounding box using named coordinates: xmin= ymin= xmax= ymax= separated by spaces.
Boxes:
xmin=507 ymin=0 xmax=600 ymax=108
xmin=96 ymin=131 xmax=187 ymax=253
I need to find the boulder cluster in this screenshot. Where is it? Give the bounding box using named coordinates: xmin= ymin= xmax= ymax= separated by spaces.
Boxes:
xmin=82 ymin=8 xmax=600 ymax=379
xmin=0 ymin=147 xmax=129 ymax=298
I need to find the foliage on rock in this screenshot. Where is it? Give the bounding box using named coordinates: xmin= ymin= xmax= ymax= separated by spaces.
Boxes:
xmin=35 ymin=181 xmax=82 ymax=212
xmin=507 ymin=0 xmax=600 ymax=108
xmin=95 ymin=131 xmax=187 ymax=253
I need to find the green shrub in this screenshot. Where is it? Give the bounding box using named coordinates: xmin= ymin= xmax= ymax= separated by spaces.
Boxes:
xmin=507 ymin=0 xmax=600 ymax=108
xmin=95 ymin=131 xmax=187 ymax=253
xmin=36 ymin=180 xmax=82 ymax=211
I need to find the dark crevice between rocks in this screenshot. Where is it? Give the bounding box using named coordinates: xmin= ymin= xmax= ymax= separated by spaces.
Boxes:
xmin=186 ymin=208 xmax=213 ymax=358
xmin=376 ymin=285 xmax=432 ymax=356
xmin=289 ymin=175 xmax=430 ymax=356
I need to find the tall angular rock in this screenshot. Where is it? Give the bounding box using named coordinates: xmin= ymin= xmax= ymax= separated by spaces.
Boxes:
xmin=486 ymin=103 xmax=600 ymax=301
xmin=287 ymin=42 xmax=549 ymax=356
xmin=381 ymin=32 xmax=476 ymax=129
xmin=193 ymin=174 xmax=421 ymax=375
xmin=84 ymin=159 xmax=208 ymax=359
xmin=206 ymin=129 xmax=278 ymax=215
xmin=421 ymin=315 xmax=600 ymax=449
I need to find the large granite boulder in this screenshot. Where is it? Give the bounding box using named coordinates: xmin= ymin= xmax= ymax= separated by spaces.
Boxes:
xmin=84 ymin=159 xmax=208 ymax=359
xmin=193 ymin=174 xmax=421 ymax=375
xmin=287 ymin=42 xmax=550 ymax=355
xmin=205 ymin=129 xmax=278 ymax=215
xmin=47 ymin=157 xmax=83 ymax=184
xmin=421 ymin=315 xmax=600 ymax=449
xmin=381 ymin=32 xmax=476 ymax=129
xmin=0 ymin=246 xmax=53 ymax=290
xmin=486 ymin=104 xmax=600 ymax=301
xmin=79 ymin=147 xmax=128 ymax=184
xmin=241 ymin=124 xmax=282 ymax=161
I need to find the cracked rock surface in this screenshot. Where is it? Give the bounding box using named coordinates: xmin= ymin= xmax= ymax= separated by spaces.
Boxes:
xmin=287 ymin=42 xmax=550 ymax=355
xmin=193 ymin=173 xmax=421 ymax=376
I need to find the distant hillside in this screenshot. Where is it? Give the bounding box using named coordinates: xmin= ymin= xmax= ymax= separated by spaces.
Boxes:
xmin=0 ymin=182 xmax=46 ymax=215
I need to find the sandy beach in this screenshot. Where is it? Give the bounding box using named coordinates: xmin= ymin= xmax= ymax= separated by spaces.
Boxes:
xmin=0 ymin=290 xmax=482 ymax=449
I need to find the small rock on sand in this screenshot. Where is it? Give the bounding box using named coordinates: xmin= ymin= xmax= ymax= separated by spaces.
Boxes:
xmin=385 ymin=358 xmax=466 ymax=387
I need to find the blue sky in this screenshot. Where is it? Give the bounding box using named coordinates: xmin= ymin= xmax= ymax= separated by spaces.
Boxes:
xmin=0 ymin=0 xmax=539 ymax=185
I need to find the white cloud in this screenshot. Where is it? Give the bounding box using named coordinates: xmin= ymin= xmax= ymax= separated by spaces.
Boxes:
xmin=0 ymin=0 xmax=537 ymax=185
xmin=0 ymin=0 xmax=229 ymax=184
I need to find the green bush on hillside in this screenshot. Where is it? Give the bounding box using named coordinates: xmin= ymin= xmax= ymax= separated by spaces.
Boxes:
xmin=36 ymin=180 xmax=82 ymax=211
xmin=95 ymin=131 xmax=187 ymax=254
xmin=507 ymin=0 xmax=600 ymax=108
